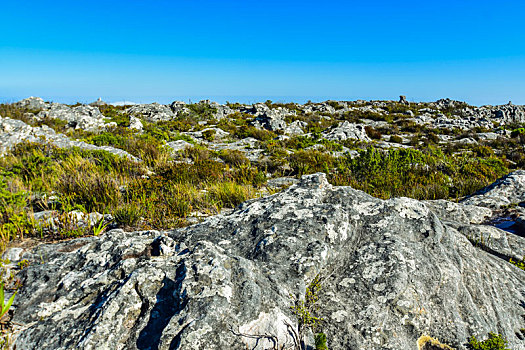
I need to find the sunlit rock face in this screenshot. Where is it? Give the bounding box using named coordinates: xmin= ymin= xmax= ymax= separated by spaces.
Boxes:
xmin=5 ymin=172 xmax=525 ymax=350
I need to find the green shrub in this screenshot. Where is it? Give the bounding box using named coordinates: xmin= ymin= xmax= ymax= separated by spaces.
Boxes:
xmin=389 ymin=135 xmax=403 ymax=143
xmin=219 ymin=149 xmax=250 ymax=167
xmin=235 ymin=125 xmax=275 ymax=141
xmin=509 ymin=256 xmax=525 ymax=270
xmin=291 ymin=274 xmax=325 ymax=343
xmin=187 ymin=103 xmax=217 ymax=119
xmin=467 ymin=333 xmax=509 ymax=350
xmin=202 ymin=129 xmax=216 ymax=141
xmin=365 ymin=126 xmax=382 ymax=140
xmin=88 ymin=132 xmax=127 ymax=148
xmin=206 ymin=182 xmax=255 ymax=208
xmin=99 ymin=105 xmax=130 ymax=127
xmin=315 ymin=333 xmax=328 ymax=350
xmin=229 ymin=165 xmax=266 ymax=186
xmin=329 ymin=147 xmax=508 ymax=200
xmin=113 ymin=204 xmax=143 ymax=227
xmin=156 ymin=160 xmax=226 ymax=184
xmin=125 ymin=178 xmax=194 ymax=228
xmin=57 ymin=159 xmax=121 ymax=212
xmin=286 ymin=135 xmax=343 ymax=152
xmin=289 ymin=150 xmax=334 ymax=176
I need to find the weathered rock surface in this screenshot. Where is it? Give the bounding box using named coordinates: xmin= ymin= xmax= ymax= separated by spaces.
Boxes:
xmin=6 ymin=172 xmax=525 ymax=349
xmin=37 ymin=104 xmax=111 ymax=132
xmin=461 ymin=170 xmax=525 ymax=208
xmin=248 ymin=103 xmax=294 ymax=131
xmin=322 ymin=121 xmax=371 ymax=142
xmin=0 ymin=116 xmax=138 ymax=161
xmin=127 ymin=103 xmax=176 ymax=123
xmin=16 ymin=96 xmax=48 ymax=110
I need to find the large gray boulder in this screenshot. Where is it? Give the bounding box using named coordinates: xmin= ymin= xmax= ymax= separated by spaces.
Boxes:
xmin=322 ymin=121 xmax=371 ymax=142
xmin=6 ymin=172 xmax=525 ymax=349
xmin=127 ymin=103 xmax=176 ymax=123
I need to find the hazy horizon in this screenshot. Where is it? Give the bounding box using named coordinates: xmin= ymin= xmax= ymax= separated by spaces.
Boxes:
xmin=0 ymin=94 xmax=521 ymax=107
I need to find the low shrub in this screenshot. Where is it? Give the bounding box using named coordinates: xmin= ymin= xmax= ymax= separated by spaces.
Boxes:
xmin=289 ymin=150 xmax=335 ymax=176
xmin=329 ymin=147 xmax=508 ymax=200
xmin=57 ymin=158 xmax=121 ymax=212
xmin=206 ymin=182 xmax=255 ymax=208
xmin=202 ymin=129 xmax=216 ymax=141
xmin=219 ymin=149 xmax=250 ymax=167
xmin=113 ymin=203 xmax=143 ymax=227
xmin=467 ymin=332 xmax=510 ymax=350
xmin=365 ymin=126 xmax=382 ymax=140
xmin=235 ymin=125 xmax=275 ymax=141
xmin=389 ymin=135 xmax=403 ymax=143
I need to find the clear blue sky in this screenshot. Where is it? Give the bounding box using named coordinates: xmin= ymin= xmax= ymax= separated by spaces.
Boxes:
xmin=1 ymin=0 xmax=524 ymax=105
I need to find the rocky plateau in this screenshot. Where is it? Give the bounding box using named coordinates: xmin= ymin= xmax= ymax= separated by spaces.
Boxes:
xmin=0 ymin=96 xmax=524 ymax=349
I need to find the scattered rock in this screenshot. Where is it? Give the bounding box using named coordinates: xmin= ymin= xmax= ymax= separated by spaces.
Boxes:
xmin=129 ymin=116 xmax=143 ymax=131
xmin=0 ymin=116 xmax=139 ymax=161
xmin=165 ymin=140 xmax=193 ymax=155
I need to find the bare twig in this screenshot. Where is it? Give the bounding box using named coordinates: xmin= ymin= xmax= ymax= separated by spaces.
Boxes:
xmin=229 ymin=325 xmax=280 ymax=350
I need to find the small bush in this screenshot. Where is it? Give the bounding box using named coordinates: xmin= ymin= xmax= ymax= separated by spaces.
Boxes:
xmin=365 ymin=126 xmax=382 ymax=140
xmin=467 ymin=332 xmax=510 ymax=350
xmin=206 ymin=182 xmax=255 ymax=208
xmin=389 ymin=135 xmax=403 ymax=143
xmin=289 ymin=150 xmax=334 ymax=176
xmin=235 ymin=125 xmax=276 ymax=141
xmin=202 ymin=129 xmax=216 ymax=141
xmin=187 ymin=103 xmax=217 ymax=119
xmin=57 ymin=158 xmax=121 ymax=212
xmin=315 ymin=333 xmax=328 ymax=350
xmin=219 ymin=149 xmax=250 ymax=167
xmin=113 ymin=204 xmax=143 ymax=227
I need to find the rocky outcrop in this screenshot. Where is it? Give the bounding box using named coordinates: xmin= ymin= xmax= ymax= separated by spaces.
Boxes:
xmin=127 ymin=103 xmax=176 ymax=123
xmin=6 ymin=172 xmax=525 ymax=349
xmin=248 ymin=103 xmax=294 ymax=131
xmin=322 ymin=121 xmax=371 ymax=142
xmin=36 ymin=104 xmax=111 ymax=132
xmin=0 ymin=116 xmax=138 ymax=161
xmin=492 ymin=103 xmax=525 ymax=124
xmin=210 ymin=103 xmax=234 ymax=120
xmin=16 ymin=96 xmax=48 ymax=110
xmin=461 ymin=170 xmax=525 ymax=208
xmin=283 ymin=120 xmax=307 ymax=136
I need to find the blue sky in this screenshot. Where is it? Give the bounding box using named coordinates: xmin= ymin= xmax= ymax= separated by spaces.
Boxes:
xmin=1 ymin=0 xmax=524 ymax=105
